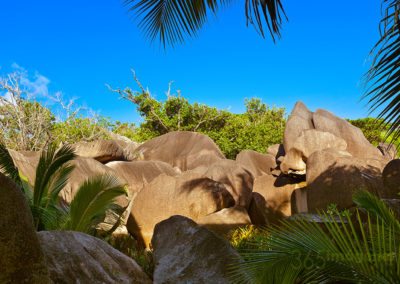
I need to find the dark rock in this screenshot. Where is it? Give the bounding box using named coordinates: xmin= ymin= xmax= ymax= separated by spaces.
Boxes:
xmin=0 ymin=173 xmax=50 ymax=283
xmin=151 ymin=215 xmax=243 ymax=284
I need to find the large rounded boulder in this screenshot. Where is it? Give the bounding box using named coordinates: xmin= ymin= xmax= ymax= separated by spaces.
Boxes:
xmin=197 ymin=206 xmax=252 ymax=235
xmin=280 ymin=129 xmax=347 ymax=174
xmin=283 ymin=101 xmax=314 ymax=153
xmin=60 ymin=157 xmax=126 ymax=204
xmin=106 ymin=160 xmax=179 ymax=198
xmin=313 ymin=109 xmax=383 ymax=160
xmin=203 ymin=159 xmax=254 ymax=208
xmin=8 ymin=149 xmax=40 ymax=186
xmin=236 ymin=149 xmax=277 ymax=177
xmin=0 ymin=173 xmax=50 ymax=283
xmin=38 ymin=231 xmax=151 ymax=284
xmin=151 ymin=215 xmax=244 ymax=284
xmin=72 ymin=139 xmax=126 ymax=163
xmin=248 ymin=174 xmax=300 ymax=225
xmin=382 ymin=159 xmax=400 ymax=198
xmin=306 ymin=149 xmax=384 ymax=211
xmin=128 ymin=172 xmax=234 ymax=247
xmin=132 ymin=131 xmax=225 ymax=171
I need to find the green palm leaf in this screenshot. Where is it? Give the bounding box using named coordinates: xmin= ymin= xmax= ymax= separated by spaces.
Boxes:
xmin=354 ymin=190 xmax=400 ymax=232
xmin=125 ymin=0 xmax=286 ymax=47
xmin=0 ymin=142 xmax=21 ymax=186
xmin=364 ymin=0 xmax=400 ymax=143
xmin=32 ymin=144 xmax=75 ymax=229
xmin=231 ymin=207 xmax=400 ymax=283
xmin=64 ymin=174 xmax=127 ymax=234
xmin=245 ymin=0 xmax=287 ymax=41
xmin=33 ymin=144 xmax=75 ymax=207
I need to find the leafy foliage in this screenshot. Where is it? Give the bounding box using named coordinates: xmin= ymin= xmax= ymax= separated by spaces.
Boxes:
xmin=230 ymin=191 xmax=400 ymax=283
xmin=0 ymin=142 xmax=127 ymax=234
xmin=112 ymin=81 xmax=285 ymax=158
xmin=31 ymin=144 xmax=76 ymax=230
xmin=126 ymin=0 xmax=287 ymax=47
xmin=64 ymin=174 xmax=127 ymax=234
xmin=51 ymin=117 xmax=111 ymax=146
xmin=364 ymin=1 xmax=400 ymax=145
xmin=348 ymin=117 xmax=386 ymax=146
xmin=0 ymin=98 xmax=55 ymax=151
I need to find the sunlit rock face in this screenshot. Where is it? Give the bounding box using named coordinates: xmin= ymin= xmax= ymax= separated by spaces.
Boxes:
xmin=151 ymin=215 xmax=244 ymax=284
xmin=128 ymin=171 xmax=235 ymax=247
xmin=280 ymin=101 xmax=386 ymax=175
xmin=130 ymin=131 xmax=225 ymax=171
xmin=38 ymin=231 xmax=151 ymax=284
xmin=304 ymin=148 xmax=383 ymax=212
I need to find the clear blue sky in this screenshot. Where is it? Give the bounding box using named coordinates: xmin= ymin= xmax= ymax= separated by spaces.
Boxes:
xmin=0 ymin=0 xmax=381 ymax=123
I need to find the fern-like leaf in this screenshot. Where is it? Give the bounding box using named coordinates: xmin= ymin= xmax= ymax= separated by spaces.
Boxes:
xmin=65 ymin=174 xmax=127 ymax=234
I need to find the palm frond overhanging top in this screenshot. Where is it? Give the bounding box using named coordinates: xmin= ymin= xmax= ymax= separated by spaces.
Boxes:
xmin=365 ymin=0 xmax=400 ymax=143
xmin=125 ymin=0 xmax=287 ymax=47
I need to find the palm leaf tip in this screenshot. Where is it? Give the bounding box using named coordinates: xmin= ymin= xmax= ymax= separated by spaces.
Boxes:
xmin=364 ymin=0 xmax=400 ymax=144
xmin=66 ymin=174 xmax=127 ymax=233
xmin=245 ymin=0 xmax=287 ymax=41
xmin=33 ymin=144 xmax=76 ymax=207
xmin=125 ymin=0 xmax=287 ymax=47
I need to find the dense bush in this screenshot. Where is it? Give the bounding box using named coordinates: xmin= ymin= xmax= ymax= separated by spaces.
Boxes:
xmin=113 ymin=81 xmax=286 ymax=158
xmin=347 ymin=117 xmax=387 ymax=146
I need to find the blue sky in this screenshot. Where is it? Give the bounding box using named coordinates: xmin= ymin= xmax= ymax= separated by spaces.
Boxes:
xmin=0 ymin=0 xmax=381 ymax=123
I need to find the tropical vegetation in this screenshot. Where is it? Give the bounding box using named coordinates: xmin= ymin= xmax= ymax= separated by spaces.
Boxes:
xmin=125 ymin=0 xmax=286 ymax=47
xmin=111 ymin=75 xmax=286 ymax=158
xmin=230 ymin=190 xmax=400 ymax=283
xmin=0 ymin=142 xmax=127 ymax=234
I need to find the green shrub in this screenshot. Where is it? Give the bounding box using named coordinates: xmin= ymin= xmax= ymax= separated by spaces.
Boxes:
xmin=113 ymin=82 xmax=286 ymax=158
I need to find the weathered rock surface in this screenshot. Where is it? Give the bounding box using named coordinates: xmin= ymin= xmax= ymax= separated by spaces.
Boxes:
xmin=283 ymin=101 xmax=314 ymax=153
xmin=204 ymin=159 xmax=254 ymax=208
xmin=106 ymin=160 xmax=179 ymax=197
xmin=8 ymin=149 xmax=40 ymax=186
xmin=151 ymin=215 xmax=243 ymax=284
xmin=128 ymin=172 xmax=234 ymax=247
xmin=60 ymin=157 xmax=126 ymax=204
xmin=248 ymin=174 xmax=300 ymax=225
xmin=73 ymin=139 xmax=126 ymax=163
xmin=38 ymin=231 xmax=151 ymax=284
xmin=280 ymin=129 xmax=347 ymax=174
xmin=382 ymin=159 xmax=400 ymax=198
xmin=313 ymin=109 xmax=383 ymax=160
xmin=198 ymin=206 xmax=252 ymax=235
xmin=132 ymin=131 xmax=225 ymax=171
xmin=378 ymin=142 xmax=398 ymax=161
xmin=267 ymin=144 xmax=285 ymax=161
xmin=0 ymin=173 xmax=50 ymax=283
xmin=236 ymin=149 xmax=277 ymax=177
xmin=114 ymin=139 xmax=141 ymax=161
xmin=306 ymin=149 xmax=383 ymax=211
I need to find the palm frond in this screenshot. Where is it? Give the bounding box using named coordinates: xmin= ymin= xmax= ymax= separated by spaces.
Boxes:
xmin=126 ymin=0 xmax=286 ymax=47
xmin=245 ymin=0 xmax=287 ymax=41
xmin=230 ymin=210 xmax=400 ymax=283
xmin=0 ymin=142 xmax=22 ymax=186
xmin=33 ymin=144 xmax=75 ymax=207
xmin=364 ymin=1 xmax=400 ymax=143
xmin=64 ymin=174 xmax=127 ymax=234
xmin=353 ymin=190 xmax=400 ymax=232
xmin=32 ymin=144 xmax=75 ymax=229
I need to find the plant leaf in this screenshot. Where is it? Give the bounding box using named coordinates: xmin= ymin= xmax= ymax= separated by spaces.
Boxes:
xmin=65 ymin=174 xmax=127 ymax=234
